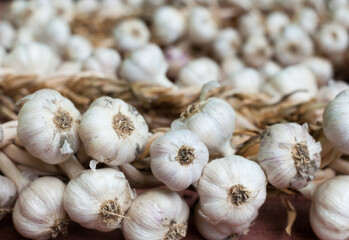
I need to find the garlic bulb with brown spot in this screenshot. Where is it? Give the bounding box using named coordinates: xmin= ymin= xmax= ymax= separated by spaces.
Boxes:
xmin=17 ymin=89 xmax=81 ymax=164
xmin=0 ymin=21 xmax=15 ymax=50
xmin=65 ymin=35 xmax=93 ymax=62
xmin=122 ymin=188 xmax=190 ymax=240
xmin=83 ymin=47 xmax=121 ymax=76
xmin=317 ymin=22 xmax=349 ymax=57
xmin=258 ymin=123 xmax=322 ymax=189
xmin=212 ymin=28 xmax=241 ymax=60
xmin=79 ymin=96 xmax=149 ymax=166
xmin=265 ymin=12 xmax=290 ymax=42
xmin=223 ymin=68 xmax=263 ymax=94
xmin=0 ymin=175 xmax=16 ymax=221
xmin=242 ymin=35 xmax=272 ymax=68
xmin=300 ymin=57 xmax=333 ymax=86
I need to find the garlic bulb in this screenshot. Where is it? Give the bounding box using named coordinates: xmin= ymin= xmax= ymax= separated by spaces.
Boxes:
xmin=83 ymin=47 xmax=121 ymax=76
xmin=265 ymin=12 xmax=290 ymax=42
xmin=275 ymin=0 xmax=304 ymax=12
xmin=0 ymin=175 xmax=17 ymax=221
xmin=0 ymin=21 xmax=15 ymax=50
xmin=122 ymin=188 xmax=190 ymax=240
xmin=152 ymin=6 xmax=185 ymax=45
xmin=224 ymin=0 xmax=253 ymax=11
xmin=17 ymin=89 xmax=81 ymax=164
xmin=310 ymin=176 xmax=349 ymax=240
xmin=120 ymin=44 xmax=174 ymax=87
xmin=164 ymin=46 xmax=190 ymax=79
xmin=261 ymin=65 xmax=318 ymax=102
xmin=75 ymin=0 xmax=100 ymax=14
xmin=212 ymin=28 xmax=241 ymax=60
xmin=113 ymin=19 xmax=150 ymax=53
xmin=188 ymin=6 xmax=218 ymax=46
xmin=79 ymin=96 xmax=149 ymax=166
xmin=295 ymin=7 xmax=319 ymax=35
xmin=198 ymin=155 xmax=267 ymax=225
xmin=323 ymin=90 xmax=349 ymax=154
xmin=258 ymin=123 xmax=322 ymax=189
xmin=13 ymin=177 xmax=68 ymax=240
xmin=0 ymin=121 xmax=18 ymax=149
xmin=238 ymin=10 xmax=265 ymax=38
xmin=328 ymin=0 xmax=349 ymax=10
xmin=317 ymin=80 xmax=349 ymax=103
xmin=5 ymin=0 xmax=27 ymax=27
xmin=52 ymin=0 xmax=74 ymax=21
xmin=253 ymin=0 xmax=276 ymax=11
xmin=21 ymin=0 xmax=54 ymax=34
xmin=242 ymin=35 xmax=272 ymax=68
xmin=13 ymin=26 xmax=35 ymax=46
xmin=63 ymin=167 xmax=135 ymax=231
xmin=65 ymin=35 xmax=93 ymax=62
xmin=332 ymin=7 xmax=349 ymax=30
xmin=317 ymin=22 xmax=349 ymax=57
xmin=177 ymin=58 xmax=220 ymax=87
xmin=172 ymin=96 xmax=235 ymax=156
xmin=223 ymin=68 xmax=263 ymax=94
xmin=300 ymin=57 xmax=333 ymax=86
xmin=258 ymin=61 xmax=281 ymax=80
xmin=5 ymin=42 xmax=60 ymax=77
xmin=221 ymin=57 xmax=245 ymax=78
xmin=150 ymin=129 xmax=209 ymax=191
xmin=56 ymin=61 xmax=83 ymax=76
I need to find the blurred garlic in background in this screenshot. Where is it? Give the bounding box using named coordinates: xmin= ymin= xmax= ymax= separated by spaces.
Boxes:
xmin=164 ymin=46 xmax=190 ymax=79
xmin=242 ymin=35 xmax=272 ymax=68
xmin=83 ymin=47 xmax=121 ymax=76
xmin=221 ymin=56 xmax=245 ymax=77
xmin=212 ymin=28 xmax=241 ymax=60
xmin=0 ymin=21 xmax=15 ymax=50
xmin=258 ymin=61 xmax=281 ymax=80
xmin=300 ymin=57 xmax=333 ymax=86
xmin=295 ymin=7 xmax=319 ymax=35
xmin=238 ymin=10 xmax=265 ymax=38
xmin=75 ymin=0 xmax=100 ymax=14
xmin=316 ymin=80 xmax=349 ymax=103
xmin=265 ymin=11 xmax=290 ymax=42
xmin=65 ymin=35 xmax=93 ymax=62
xmin=223 ymin=68 xmax=263 ymax=93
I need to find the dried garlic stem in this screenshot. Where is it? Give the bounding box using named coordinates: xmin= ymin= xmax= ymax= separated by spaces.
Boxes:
xmin=59 ymin=156 xmax=85 ymax=179
xmin=0 ymin=151 xmax=30 ymax=192
xmin=76 ymin=146 xmax=90 ymax=166
xmin=119 ymin=163 xmax=162 ymax=188
xmin=329 ymin=158 xmax=349 ymax=174
xmin=0 ymin=121 xmax=18 ymax=148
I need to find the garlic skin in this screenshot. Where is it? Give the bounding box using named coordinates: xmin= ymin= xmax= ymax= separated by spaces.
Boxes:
xmin=120 ymin=44 xmax=174 ymax=87
xmin=152 ymin=6 xmax=185 ymax=45
xmin=258 ymin=61 xmax=281 ymax=80
xmin=238 ymin=10 xmax=265 ymax=38
xmin=317 ymin=80 xmax=349 ymax=103
xmin=295 ymin=7 xmax=319 ymax=35
xmin=242 ymin=35 xmax=272 ymax=68
xmin=0 ymin=21 xmax=15 ymax=50
xmin=198 ymin=155 xmax=267 ymax=225
xmin=323 ymin=90 xmax=349 ymax=154
xmin=13 ymin=177 xmax=68 ymax=240
xmin=261 ymin=65 xmax=318 ymax=102
xmin=64 ymin=168 xmax=135 ymax=231
xmin=300 ymin=57 xmax=333 ymax=86
xmin=0 ymin=175 xmax=17 ymax=221
xmin=5 ymin=42 xmax=60 ymax=77
xmin=83 ymin=47 xmax=121 ymax=76
xmin=79 ymin=96 xmax=149 ymax=166
xmin=65 ymin=35 xmax=93 ymax=62
xmin=122 ymin=188 xmax=190 ymax=240
xmin=212 ymin=28 xmax=241 ymax=60
xmin=172 ymin=97 xmax=235 ymax=156
xmin=113 ymin=19 xmax=150 ymax=53
xmin=150 ymin=129 xmax=209 ymax=191
xmin=310 ymin=176 xmax=349 ymax=240
xmin=221 ymin=57 xmax=245 ymax=78
xmin=17 ymin=89 xmax=81 ymax=164
xmin=258 ymin=123 xmax=322 ymax=189
xmin=188 ymin=6 xmax=218 ymax=46
xmin=223 ymin=68 xmax=263 ymax=94
xmin=317 ymin=23 xmax=349 ymax=57
xmin=177 ymin=58 xmax=220 ymax=87
xmin=265 ymin=12 xmax=290 ymax=42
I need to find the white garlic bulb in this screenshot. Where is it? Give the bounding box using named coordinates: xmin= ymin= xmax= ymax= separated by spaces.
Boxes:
xmin=83 ymin=47 xmax=121 ymax=76
xmin=120 ymin=44 xmax=174 ymax=87
xmin=198 ymin=155 xmax=267 ymax=225
xmin=265 ymin=12 xmax=290 ymax=42
xmin=56 ymin=61 xmax=83 ymax=76
xmin=317 ymin=80 xmax=349 ymax=103
xmin=238 ymin=10 xmax=265 ymax=38
xmin=152 ymin=6 xmax=185 ymax=45
xmin=323 ymin=90 xmax=349 ymax=154
xmin=258 ymin=123 xmax=322 ymax=189
xmin=0 ymin=46 xmax=6 ymax=66
xmin=5 ymin=0 xmax=27 ymax=27
xmin=21 ymin=0 xmax=54 ymax=34
xmin=13 ymin=177 xmax=68 ymax=240
xmin=317 ymin=22 xmax=349 ymax=57
xmin=223 ymin=68 xmax=263 ymax=94
xmin=52 ymin=0 xmax=74 ymax=21
xmin=221 ymin=57 xmax=245 ymax=78
xmin=113 ymin=19 xmax=150 ymax=53
xmin=310 ymin=176 xmax=349 ymax=240
xmin=328 ymin=0 xmax=349 ymax=10
xmin=17 ymin=89 xmax=81 ymax=164
xmin=5 ymin=42 xmax=60 ymax=77
xmin=150 ymin=129 xmax=209 ymax=191
xmin=212 ymin=28 xmax=241 ymax=60
xmin=224 ymin=0 xmax=253 ymax=10
xmin=300 ymin=57 xmax=333 ymax=86
xmin=261 ymin=65 xmax=318 ymax=102
xmin=79 ymin=96 xmax=149 ymax=166
xmin=177 ymin=58 xmax=220 ymax=87
xmin=295 ymin=7 xmax=319 ymax=35
xmin=64 ymin=168 xmax=135 ymax=231
xmin=13 ymin=26 xmax=35 ymax=46
xmin=282 ymin=24 xmax=308 ymax=39
xmin=0 ymin=175 xmax=17 ymax=221
xmin=164 ymin=46 xmax=190 ymax=79
xmin=332 ymin=7 xmax=349 ymax=30
xmin=122 ymin=188 xmax=190 ymax=240
xmin=75 ymin=0 xmax=100 ymax=14
xmin=242 ymin=35 xmax=272 ymax=68
xmin=258 ymin=61 xmax=281 ymax=80
xmin=0 ymin=21 xmax=15 ymax=50
xmin=65 ymin=35 xmax=93 ymax=62
xmin=172 ymin=97 xmax=235 ymax=156
xmin=188 ymin=6 xmax=218 ymax=46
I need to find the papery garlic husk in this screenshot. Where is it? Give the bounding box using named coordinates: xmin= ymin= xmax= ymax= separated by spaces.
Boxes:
xmin=0 ymin=175 xmax=17 ymax=221
xmin=323 ymin=90 xmax=349 ymax=154
xmin=310 ymin=176 xmax=349 ymax=240
xmin=317 ymin=22 xmax=349 ymax=57
xmin=13 ymin=177 xmax=68 ymax=240
xmin=4 ymin=42 xmax=60 ymax=77
xmin=113 ymin=19 xmax=150 ymax=53
xmin=332 ymin=7 xmax=349 ymax=30
xmin=0 ymin=21 xmax=15 ymax=50
xmin=198 ymin=155 xmax=267 ymax=225
xmin=238 ymin=10 xmax=265 ymax=38
xmin=75 ymin=0 xmax=100 ymax=14
xmin=120 ymin=44 xmax=175 ymax=87
xmin=212 ymin=28 xmax=241 ymax=61
xmin=242 ymin=35 xmax=272 ymax=68
xmin=17 ymin=89 xmax=81 ymax=164
xmin=265 ymin=12 xmax=290 ymax=42
xmin=83 ymin=47 xmax=121 ymax=76
xmin=223 ymin=68 xmax=263 ymax=94
xmin=177 ymin=58 xmax=220 ymax=87
xmin=65 ymin=35 xmax=93 ymax=62
xmin=79 ymin=96 xmax=149 ymax=166
xmin=261 ymin=65 xmax=318 ymax=103
xmin=317 ymin=80 xmax=349 ymax=103
xmin=63 ymin=168 xmax=135 ymax=231
xmin=187 ymin=6 xmax=218 ymax=46
xmin=172 ymin=97 xmax=235 ymax=156
xmin=258 ymin=123 xmax=322 ymax=189
xmin=258 ymin=61 xmax=281 ymax=80
xmin=221 ymin=57 xmax=245 ymax=78
xmin=300 ymin=57 xmax=333 ymax=87
xmin=150 ymin=129 xmax=209 ymax=191
xmin=152 ymin=6 xmax=185 ymax=45
xmin=122 ymin=188 xmax=190 ymax=240
xmin=164 ymin=46 xmax=190 ymax=79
